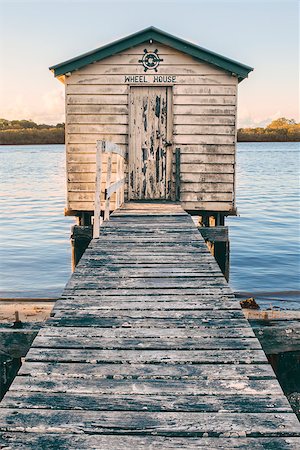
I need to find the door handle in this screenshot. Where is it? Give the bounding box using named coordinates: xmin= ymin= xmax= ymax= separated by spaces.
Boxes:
xmin=163 ymin=138 xmax=172 ymax=147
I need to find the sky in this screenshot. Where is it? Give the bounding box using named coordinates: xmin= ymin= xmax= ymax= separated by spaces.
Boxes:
xmin=0 ymin=0 xmax=299 ymax=127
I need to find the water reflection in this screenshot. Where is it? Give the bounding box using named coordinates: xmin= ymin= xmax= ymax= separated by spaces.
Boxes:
xmin=0 ymin=142 xmax=299 ymax=306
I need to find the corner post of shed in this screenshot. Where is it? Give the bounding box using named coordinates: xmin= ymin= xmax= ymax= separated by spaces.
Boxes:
xmin=198 ymin=214 xmax=230 ymax=281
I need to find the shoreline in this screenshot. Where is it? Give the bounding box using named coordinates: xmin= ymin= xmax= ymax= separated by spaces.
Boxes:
xmin=0 ymin=295 xmax=299 ymax=326
xmin=1 ymin=140 xmax=300 ymax=146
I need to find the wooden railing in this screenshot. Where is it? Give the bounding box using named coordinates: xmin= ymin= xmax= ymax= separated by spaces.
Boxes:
xmin=93 ymin=140 xmax=126 ymax=238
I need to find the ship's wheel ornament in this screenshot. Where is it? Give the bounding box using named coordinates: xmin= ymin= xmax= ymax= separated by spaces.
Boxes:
xmin=139 ymin=49 xmax=163 ymax=72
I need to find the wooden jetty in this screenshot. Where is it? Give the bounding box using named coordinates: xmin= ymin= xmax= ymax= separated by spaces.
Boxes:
xmin=1 ymin=202 xmax=300 ymax=449
xmin=1 ymin=28 xmax=299 ymax=447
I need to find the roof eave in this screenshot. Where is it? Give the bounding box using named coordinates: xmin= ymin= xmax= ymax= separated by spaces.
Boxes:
xmin=49 ymin=27 xmax=253 ymax=81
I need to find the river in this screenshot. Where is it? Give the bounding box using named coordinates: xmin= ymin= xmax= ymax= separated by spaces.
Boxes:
xmin=0 ymin=142 xmax=299 ymax=309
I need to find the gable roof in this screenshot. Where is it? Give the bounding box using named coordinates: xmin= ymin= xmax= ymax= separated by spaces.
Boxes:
xmin=49 ymin=26 xmax=253 ymax=82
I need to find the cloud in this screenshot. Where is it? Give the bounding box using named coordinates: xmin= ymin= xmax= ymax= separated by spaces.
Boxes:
xmin=40 ymin=88 xmax=65 ymax=124
xmin=0 ymin=87 xmax=65 ymax=125
xmin=0 ymin=94 xmax=32 ymax=122
xmin=237 ymin=109 xmax=283 ymax=128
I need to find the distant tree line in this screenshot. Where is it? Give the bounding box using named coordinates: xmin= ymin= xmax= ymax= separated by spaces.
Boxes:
xmin=0 ymin=119 xmax=65 ymax=145
xmin=0 ymin=117 xmax=299 ymax=145
xmin=238 ymin=118 xmax=300 ymax=142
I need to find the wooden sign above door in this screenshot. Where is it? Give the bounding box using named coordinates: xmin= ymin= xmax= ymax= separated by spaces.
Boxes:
xmin=124 ymin=75 xmax=177 ymax=84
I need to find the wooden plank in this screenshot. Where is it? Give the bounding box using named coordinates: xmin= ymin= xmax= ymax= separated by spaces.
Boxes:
xmin=180 ymin=182 xmax=234 ymax=193
xmin=180 ymin=192 xmax=233 ymax=202
xmin=67 ymin=154 xmax=119 ymax=164
xmin=174 ymin=125 xmax=235 ymax=136
xmin=85 ymin=234 xmax=209 ymax=241
xmin=179 ymin=153 xmax=235 ymax=164
xmin=69 ymin=124 xmax=128 ymax=134
xmin=181 ymin=173 xmax=234 ymax=183
xmin=118 ymin=203 xmax=186 ymax=211
xmin=49 ymin=315 xmax=245 ymax=327
xmin=174 ymin=115 xmax=235 ymax=125
xmin=60 ymin=290 xmax=234 ymax=299
xmin=97 ymin=225 xmax=200 ymax=232
xmin=67 ymin=274 xmax=226 ymax=289
xmin=87 ymin=240 xmax=207 ymax=248
xmin=72 ymin=267 xmax=225 ymax=277
xmin=68 ymin=114 xmax=128 ymax=124
xmin=181 ymin=163 xmax=234 ymax=176
xmin=106 ymin=177 xmax=125 ymax=198
xmin=174 ymin=135 xmax=235 ymax=145
xmin=200 ymin=226 xmax=229 ymax=242
xmin=59 ymin=290 xmax=234 ymax=298
xmin=32 ymin=336 xmax=260 ymax=351
xmin=60 ymin=291 xmax=235 ymax=301
xmin=174 ymin=104 xmax=236 ymax=115
xmin=1 ymin=434 xmax=299 ymax=449
xmin=1 ymin=391 xmax=290 ymax=413
xmin=60 ymin=297 xmax=235 ymax=307
xmin=25 ymin=348 xmax=268 ymax=364
xmin=251 ymin=320 xmax=300 ymax=354
xmin=0 ymin=410 xmax=299 ymax=436
xmin=38 ymin=326 xmax=254 ymax=338
xmin=178 ymin=144 xmax=235 ymax=154
xmin=102 ymin=140 xmax=127 ymax=157
xmin=173 ymin=95 xmax=236 ymax=106
xmin=66 ymin=84 xmax=129 ymax=95
xmin=67 ymin=134 xmax=128 ymax=144
xmin=18 ymin=361 xmax=275 ymax=380
xmin=18 ymin=362 xmax=275 ymax=380
xmin=180 ymin=201 xmax=234 ymax=211
xmin=96 ymin=225 xmax=204 ymax=232
xmin=73 ymin=259 xmax=224 ymax=268
xmin=67 ymin=104 xmax=128 ymax=114
xmin=51 ymin=310 xmax=244 ymax=320
xmin=174 ymin=85 xmax=236 ymax=95
xmin=70 ymin=248 xmax=221 ymax=260
xmin=8 ymin=377 xmax=282 ymax=396
xmin=65 ymin=279 xmax=230 ymax=289
xmin=67 ymin=94 xmax=128 ymax=105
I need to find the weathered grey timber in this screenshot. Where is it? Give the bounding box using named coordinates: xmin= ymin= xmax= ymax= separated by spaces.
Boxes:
xmin=0 ymin=203 xmax=299 ymax=449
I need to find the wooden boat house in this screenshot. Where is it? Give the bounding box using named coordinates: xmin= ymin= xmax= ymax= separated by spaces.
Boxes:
xmin=50 ymin=27 xmax=253 ymax=226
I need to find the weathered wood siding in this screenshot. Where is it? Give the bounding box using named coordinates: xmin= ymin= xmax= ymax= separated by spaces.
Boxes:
xmin=65 ymin=42 xmax=238 ymax=213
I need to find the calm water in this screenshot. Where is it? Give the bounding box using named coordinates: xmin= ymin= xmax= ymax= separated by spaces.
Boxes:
xmin=0 ymin=143 xmax=299 ymax=308
xmin=227 ymin=142 xmax=300 ymax=308
xmin=0 ymin=145 xmax=73 ymax=297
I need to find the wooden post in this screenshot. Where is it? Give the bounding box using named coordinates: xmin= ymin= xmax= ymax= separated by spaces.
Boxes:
xmin=116 ymin=154 xmax=121 ymax=209
xmin=93 ymin=141 xmax=104 ymax=238
xmin=175 ymin=148 xmax=180 ymax=201
xmin=214 ymin=240 xmax=230 ymax=282
xmin=121 ymin=156 xmax=125 ymax=205
xmin=104 ymin=153 xmax=112 ymax=221
xmin=198 ymin=226 xmax=230 ymax=281
xmin=71 ymin=225 xmax=93 ymax=271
